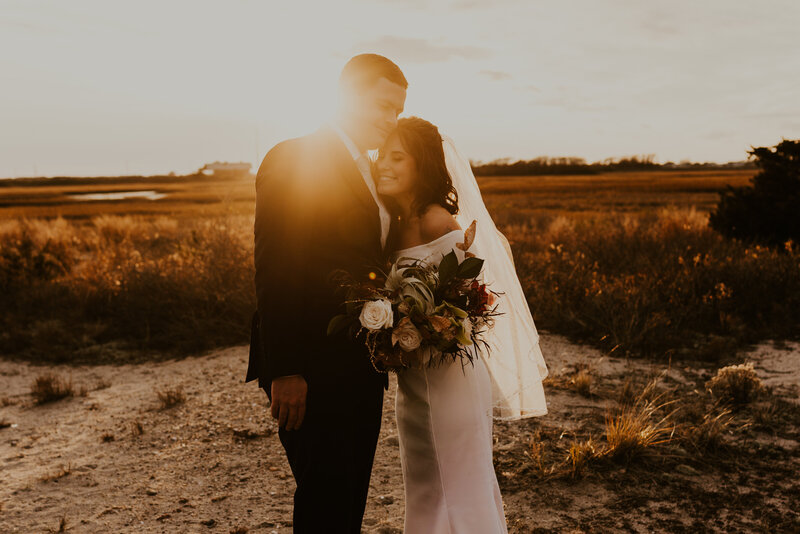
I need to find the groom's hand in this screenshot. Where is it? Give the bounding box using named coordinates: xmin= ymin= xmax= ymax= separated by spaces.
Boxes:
xmin=271 ymin=375 xmax=307 ymax=431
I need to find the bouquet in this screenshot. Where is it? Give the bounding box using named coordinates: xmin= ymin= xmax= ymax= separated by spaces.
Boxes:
xmin=327 ymin=222 xmax=500 ymax=372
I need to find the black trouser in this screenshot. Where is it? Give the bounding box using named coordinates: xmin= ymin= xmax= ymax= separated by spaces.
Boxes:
xmin=274 ymin=376 xmax=385 ymax=533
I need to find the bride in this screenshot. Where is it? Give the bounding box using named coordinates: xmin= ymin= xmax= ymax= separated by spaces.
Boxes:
xmin=375 ymin=117 xmax=549 ymax=533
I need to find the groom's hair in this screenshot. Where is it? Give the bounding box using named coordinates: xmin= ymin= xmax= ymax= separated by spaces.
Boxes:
xmin=339 ymin=54 xmax=408 ymax=94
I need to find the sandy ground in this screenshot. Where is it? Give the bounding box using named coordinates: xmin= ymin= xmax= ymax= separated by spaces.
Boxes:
xmin=1 ymin=335 xmax=797 ymax=533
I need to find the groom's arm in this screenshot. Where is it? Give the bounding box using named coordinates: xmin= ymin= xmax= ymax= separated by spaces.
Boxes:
xmin=254 ymin=141 xmax=320 ymax=430
xmin=253 ymin=141 xmax=316 ymax=382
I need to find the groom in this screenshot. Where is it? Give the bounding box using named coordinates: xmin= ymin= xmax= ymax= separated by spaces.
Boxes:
xmin=245 ymin=54 xmax=407 ymax=532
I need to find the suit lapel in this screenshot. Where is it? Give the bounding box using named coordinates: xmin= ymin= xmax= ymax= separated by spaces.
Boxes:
xmin=319 ymin=127 xmax=382 ymax=241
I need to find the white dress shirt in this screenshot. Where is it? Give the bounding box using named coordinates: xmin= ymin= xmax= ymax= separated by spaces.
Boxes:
xmin=331 ymin=123 xmax=391 ymax=249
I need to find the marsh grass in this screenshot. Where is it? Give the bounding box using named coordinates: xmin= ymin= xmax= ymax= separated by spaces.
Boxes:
xmin=568 ymin=438 xmax=600 ymax=477
xmin=1 ymin=216 xmax=254 ymax=362
xmin=0 ymin=171 xmax=796 ymax=364
xmin=31 ymin=373 xmax=74 ymax=404
xmin=156 ymin=386 xmax=186 ymax=409
xmin=603 ymin=398 xmax=677 ymax=461
xmin=512 ymin=208 xmax=800 ymax=360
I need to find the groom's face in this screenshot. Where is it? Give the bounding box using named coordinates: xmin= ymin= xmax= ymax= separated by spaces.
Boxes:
xmin=344 ymin=77 xmax=406 ymax=151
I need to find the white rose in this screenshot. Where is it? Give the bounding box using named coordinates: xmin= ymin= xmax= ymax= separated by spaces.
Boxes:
xmin=359 ymin=299 xmax=394 ymax=331
xmin=392 ymin=317 xmax=422 ymax=352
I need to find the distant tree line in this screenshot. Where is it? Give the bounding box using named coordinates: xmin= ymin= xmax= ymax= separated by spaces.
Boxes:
xmin=470 ymin=155 xmax=754 ymax=176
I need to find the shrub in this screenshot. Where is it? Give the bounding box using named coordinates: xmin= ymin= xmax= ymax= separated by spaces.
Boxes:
xmin=604 ymin=398 xmax=675 ymax=462
xmin=705 ymin=363 xmax=762 ymax=405
xmin=513 ymin=208 xmax=800 ymax=359
xmin=156 ymin=386 xmax=186 ymax=409
xmin=0 ymin=216 xmax=255 ymax=362
xmin=31 ymin=373 xmax=74 ymax=404
xmin=709 ymin=139 xmax=800 ymax=246
xmin=568 ymin=438 xmax=599 ymax=477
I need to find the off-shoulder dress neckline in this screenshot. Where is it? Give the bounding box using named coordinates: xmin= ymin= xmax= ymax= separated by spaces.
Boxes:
xmin=392 ymin=229 xmax=463 ymax=256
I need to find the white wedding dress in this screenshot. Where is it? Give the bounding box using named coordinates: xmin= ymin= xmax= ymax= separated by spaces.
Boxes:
xmin=392 ymin=229 xmax=508 ymax=534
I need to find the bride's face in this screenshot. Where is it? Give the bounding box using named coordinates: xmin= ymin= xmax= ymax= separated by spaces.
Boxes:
xmin=376 ymin=133 xmax=417 ymax=199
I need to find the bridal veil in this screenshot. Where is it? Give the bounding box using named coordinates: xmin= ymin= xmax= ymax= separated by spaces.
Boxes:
xmin=442 ymin=135 xmax=549 ymax=420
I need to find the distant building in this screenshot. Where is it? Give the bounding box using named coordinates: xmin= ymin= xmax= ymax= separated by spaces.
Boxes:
xmin=199 ymin=161 xmax=252 ymax=179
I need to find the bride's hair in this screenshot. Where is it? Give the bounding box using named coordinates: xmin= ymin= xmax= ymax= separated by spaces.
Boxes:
xmin=393 ymin=117 xmax=459 ymax=216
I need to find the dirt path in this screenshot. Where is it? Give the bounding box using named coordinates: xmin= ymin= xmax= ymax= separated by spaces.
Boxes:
xmin=1 ymin=336 xmax=797 ymax=533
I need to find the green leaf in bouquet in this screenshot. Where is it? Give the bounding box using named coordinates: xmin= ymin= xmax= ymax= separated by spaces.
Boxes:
xmin=455 ymin=326 xmax=473 ymax=346
xmin=438 ymin=250 xmax=459 ymax=282
xmin=434 ymin=302 xmax=468 ymax=319
xmin=327 ymin=314 xmax=351 ymax=336
xmin=456 ymin=257 xmax=484 ymax=279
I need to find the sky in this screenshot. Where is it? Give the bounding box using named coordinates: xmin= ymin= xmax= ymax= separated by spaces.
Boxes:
xmin=1 ymin=0 xmax=799 ymax=178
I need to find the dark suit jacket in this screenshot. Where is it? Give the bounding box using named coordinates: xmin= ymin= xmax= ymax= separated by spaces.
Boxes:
xmin=245 ymin=127 xmax=390 ymax=392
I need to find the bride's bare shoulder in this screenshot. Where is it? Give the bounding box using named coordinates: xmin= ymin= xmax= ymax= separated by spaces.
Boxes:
xmin=420 ymin=204 xmax=461 ymax=242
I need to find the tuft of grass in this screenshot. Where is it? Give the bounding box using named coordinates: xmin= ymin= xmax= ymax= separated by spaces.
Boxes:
xmin=570 ymin=369 xmax=593 ymax=397
xmin=528 ymin=432 xmax=547 ymax=478
xmin=40 ymin=463 xmax=72 ymax=482
xmin=101 ymin=432 xmax=115 ymax=442
xmin=93 ymin=378 xmax=111 ymax=390
xmin=706 ymin=362 xmax=762 ymax=405
xmin=130 ymin=420 xmax=144 ymax=436
xmin=681 ymin=406 xmax=735 ymax=453
xmin=156 ymin=386 xmax=186 ymax=409
xmin=750 ymin=396 xmax=800 ymax=430
xmin=604 ymin=397 xmax=676 ymax=462
xmin=31 ymin=373 xmax=74 ymax=405
xmin=47 ymin=515 xmax=68 ymax=533
xmin=568 ymin=438 xmax=599 ymax=478
xmin=542 ymin=364 xmax=595 ymax=397
xmin=616 ymin=377 xmax=638 ymax=405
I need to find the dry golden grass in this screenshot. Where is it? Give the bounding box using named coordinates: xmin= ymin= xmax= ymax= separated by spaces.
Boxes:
xmin=527 ymin=431 xmax=547 ymax=478
xmin=156 ymin=386 xmax=186 ymax=409
xmin=1 ymin=170 xmax=795 ymax=366
xmin=40 ymin=463 xmax=72 ymax=482
xmin=681 ymin=406 xmax=736 ymax=453
xmin=571 ymin=369 xmax=593 ymax=397
xmin=0 ymin=170 xmax=752 ymax=221
xmin=31 ymin=373 xmax=75 ymax=405
xmin=568 ymin=438 xmax=600 ymax=478
xmin=603 ymin=398 xmax=676 ymax=461
xmin=47 ymin=515 xmax=68 ymax=534
xmin=130 ymin=420 xmax=144 ymax=436
xmin=1 ymin=215 xmax=254 ymax=361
